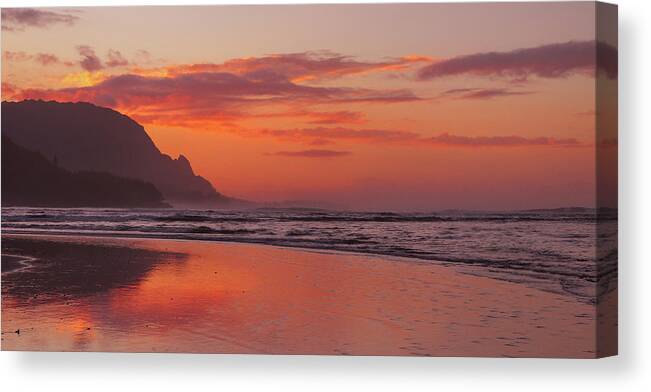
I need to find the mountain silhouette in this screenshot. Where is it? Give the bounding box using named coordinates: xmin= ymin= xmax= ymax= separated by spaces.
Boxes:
xmin=2 ymin=135 xmax=168 ymax=208
xmin=2 ymin=100 xmax=232 ymax=207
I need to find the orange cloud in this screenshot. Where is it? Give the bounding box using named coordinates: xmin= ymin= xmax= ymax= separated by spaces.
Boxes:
xmin=2 ymin=82 xmax=18 ymax=97
xmin=7 ymin=67 xmax=422 ymax=129
xmin=60 ymin=71 xmax=109 ymax=87
xmin=131 ymin=51 xmax=430 ymax=82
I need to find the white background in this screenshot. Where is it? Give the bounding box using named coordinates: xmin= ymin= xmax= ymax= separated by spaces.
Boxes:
xmin=0 ymin=0 xmax=649 ymax=390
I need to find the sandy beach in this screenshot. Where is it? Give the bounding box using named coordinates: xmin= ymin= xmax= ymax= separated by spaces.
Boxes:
xmin=1 ymin=234 xmax=601 ymax=357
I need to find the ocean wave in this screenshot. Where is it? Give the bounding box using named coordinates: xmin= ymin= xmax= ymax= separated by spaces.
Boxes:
xmin=1 ymin=206 xmax=617 ymax=302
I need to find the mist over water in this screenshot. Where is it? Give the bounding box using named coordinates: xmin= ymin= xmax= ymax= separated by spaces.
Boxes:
xmin=2 ymin=207 xmax=617 ymax=302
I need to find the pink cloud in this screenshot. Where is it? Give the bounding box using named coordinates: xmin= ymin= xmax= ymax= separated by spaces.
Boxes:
xmin=134 ymin=51 xmax=430 ymax=82
xmin=34 ymin=53 xmax=61 ymax=66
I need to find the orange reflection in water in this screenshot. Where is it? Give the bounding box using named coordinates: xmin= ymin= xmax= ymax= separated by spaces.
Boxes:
xmin=107 ymin=256 xmax=253 ymax=323
xmin=2 ymin=235 xmax=599 ymax=357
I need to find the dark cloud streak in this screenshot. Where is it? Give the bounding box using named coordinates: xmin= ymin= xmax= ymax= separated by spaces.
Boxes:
xmin=427 ymin=132 xmax=580 ymax=147
xmin=2 ymin=50 xmax=69 ymax=67
xmin=418 ymin=40 xmax=617 ymax=81
xmin=1 ymin=8 xmax=78 ymax=32
xmin=267 ymin=149 xmax=352 ymax=158
xmin=441 ymin=87 xmax=534 ymax=100
xmin=255 ymin=127 xmax=582 ymax=148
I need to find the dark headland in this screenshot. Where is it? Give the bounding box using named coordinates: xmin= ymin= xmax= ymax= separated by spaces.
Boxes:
xmin=2 ymin=135 xmax=169 ymax=208
xmin=2 ymin=100 xmax=243 ymax=208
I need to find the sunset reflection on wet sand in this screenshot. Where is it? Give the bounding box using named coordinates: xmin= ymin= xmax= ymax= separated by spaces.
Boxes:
xmin=2 ymin=234 xmax=600 ymax=357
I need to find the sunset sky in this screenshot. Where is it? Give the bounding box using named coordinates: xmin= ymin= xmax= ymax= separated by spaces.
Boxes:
xmin=1 ymin=3 xmax=617 ymax=211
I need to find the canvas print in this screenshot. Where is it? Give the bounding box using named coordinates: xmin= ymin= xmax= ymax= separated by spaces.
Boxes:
xmin=1 ymin=2 xmax=617 ymax=358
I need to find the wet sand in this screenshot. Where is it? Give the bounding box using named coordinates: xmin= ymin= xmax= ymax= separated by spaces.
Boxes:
xmin=1 ymin=234 xmax=599 ymax=357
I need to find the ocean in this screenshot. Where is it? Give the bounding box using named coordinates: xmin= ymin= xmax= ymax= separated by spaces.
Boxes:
xmin=1 ymin=207 xmax=617 ymax=303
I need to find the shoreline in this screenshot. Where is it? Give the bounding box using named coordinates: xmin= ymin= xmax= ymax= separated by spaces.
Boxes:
xmin=1 ymin=229 xmax=605 ymax=303
xmin=2 ymin=230 xmax=440 ymax=266
xmin=1 ymin=233 xmax=602 ymax=357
